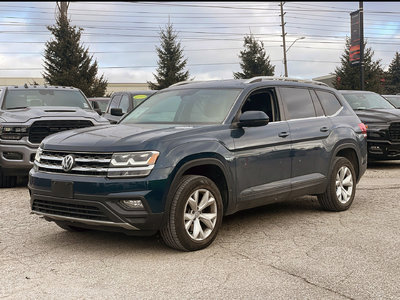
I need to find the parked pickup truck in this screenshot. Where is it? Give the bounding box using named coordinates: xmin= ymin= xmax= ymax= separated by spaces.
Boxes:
xmin=0 ymin=85 xmax=109 ymax=187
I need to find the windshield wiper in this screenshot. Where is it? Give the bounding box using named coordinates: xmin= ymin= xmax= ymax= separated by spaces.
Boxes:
xmin=7 ymin=106 xmax=28 ymax=110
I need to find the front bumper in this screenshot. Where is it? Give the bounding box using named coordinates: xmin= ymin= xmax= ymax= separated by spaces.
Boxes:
xmin=0 ymin=140 xmax=38 ymax=175
xmin=367 ymin=140 xmax=400 ymax=160
xmin=28 ymin=167 xmax=172 ymax=233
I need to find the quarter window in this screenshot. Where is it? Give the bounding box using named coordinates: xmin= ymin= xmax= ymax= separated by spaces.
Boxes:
xmin=280 ymin=87 xmax=316 ymax=120
xmin=316 ymin=90 xmax=342 ymax=116
xmin=108 ymin=95 xmax=122 ymax=112
xmin=119 ymin=95 xmax=130 ymax=113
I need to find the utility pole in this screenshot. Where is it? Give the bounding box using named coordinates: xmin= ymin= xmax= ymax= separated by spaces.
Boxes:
xmin=57 ymin=2 xmax=69 ymax=20
xmin=359 ymin=1 xmax=365 ymax=90
xmin=280 ymin=2 xmax=288 ymax=77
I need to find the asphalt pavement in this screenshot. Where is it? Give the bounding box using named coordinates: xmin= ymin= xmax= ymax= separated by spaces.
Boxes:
xmin=1 ymin=161 xmax=399 ymax=299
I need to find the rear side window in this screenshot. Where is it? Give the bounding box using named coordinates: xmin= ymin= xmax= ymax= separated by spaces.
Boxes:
xmin=316 ymin=90 xmax=342 ymax=116
xmin=280 ymin=87 xmax=316 ymax=119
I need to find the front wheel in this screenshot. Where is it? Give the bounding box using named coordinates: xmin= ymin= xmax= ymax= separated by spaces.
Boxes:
xmin=318 ymin=157 xmax=356 ymax=211
xmin=0 ymin=170 xmax=17 ymax=188
xmin=160 ymin=175 xmax=223 ymax=251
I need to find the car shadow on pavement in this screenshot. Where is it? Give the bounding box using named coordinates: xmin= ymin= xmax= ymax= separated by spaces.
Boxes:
xmin=367 ymin=160 xmax=400 ymax=169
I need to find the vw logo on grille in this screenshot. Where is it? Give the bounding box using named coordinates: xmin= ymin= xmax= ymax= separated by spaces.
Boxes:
xmin=61 ymin=155 xmax=75 ymax=172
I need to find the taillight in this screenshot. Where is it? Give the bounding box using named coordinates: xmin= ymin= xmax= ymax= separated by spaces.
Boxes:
xmin=358 ymin=123 xmax=367 ymax=138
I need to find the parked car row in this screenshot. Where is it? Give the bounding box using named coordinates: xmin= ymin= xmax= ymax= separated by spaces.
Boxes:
xmin=2 ymin=78 xmax=399 ymax=251
xmin=26 ymin=77 xmax=368 ymax=251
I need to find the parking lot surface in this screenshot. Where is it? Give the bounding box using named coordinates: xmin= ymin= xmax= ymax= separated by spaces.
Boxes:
xmin=1 ymin=161 xmax=399 ymax=299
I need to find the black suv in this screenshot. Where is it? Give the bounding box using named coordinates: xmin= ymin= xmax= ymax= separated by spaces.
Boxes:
xmin=340 ymin=90 xmax=400 ymax=160
xmin=29 ymin=77 xmax=367 ymax=251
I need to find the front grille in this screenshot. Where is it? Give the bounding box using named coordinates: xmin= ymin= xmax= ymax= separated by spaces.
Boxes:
xmin=29 ymin=120 xmax=94 ymax=144
xmin=389 ymin=122 xmax=400 ymax=142
xmin=37 ymin=150 xmax=112 ymax=176
xmin=32 ymin=199 xmax=110 ymax=221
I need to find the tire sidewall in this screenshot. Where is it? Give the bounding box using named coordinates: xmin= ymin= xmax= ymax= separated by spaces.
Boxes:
xmin=329 ymin=157 xmax=356 ymax=210
xmin=173 ymin=176 xmax=223 ymax=251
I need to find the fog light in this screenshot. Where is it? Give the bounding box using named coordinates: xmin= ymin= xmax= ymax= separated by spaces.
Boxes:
xmin=3 ymin=152 xmax=23 ymax=160
xmin=120 ymin=200 xmax=144 ymax=209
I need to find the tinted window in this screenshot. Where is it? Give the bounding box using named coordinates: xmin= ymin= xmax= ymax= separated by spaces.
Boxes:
xmin=119 ymin=95 xmax=130 ymax=113
xmin=242 ymin=89 xmax=280 ymax=122
xmin=108 ymin=95 xmax=122 ymax=111
xmin=316 ymin=90 xmax=342 ymax=115
xmin=280 ymin=87 xmax=316 ymax=119
xmin=3 ymin=89 xmax=90 ymax=109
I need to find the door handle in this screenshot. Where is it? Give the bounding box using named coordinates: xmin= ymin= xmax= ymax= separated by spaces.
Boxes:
xmin=279 ymin=132 xmax=289 ymax=138
xmin=320 ymin=126 xmax=329 ymax=132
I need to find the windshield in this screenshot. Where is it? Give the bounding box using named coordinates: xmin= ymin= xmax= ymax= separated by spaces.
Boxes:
xmin=95 ymin=99 xmax=109 ymax=111
xmin=341 ymin=92 xmax=395 ymax=110
xmin=121 ymin=88 xmax=241 ymax=124
xmin=3 ymin=89 xmax=91 ymax=110
xmin=384 ymin=95 xmax=400 ymax=108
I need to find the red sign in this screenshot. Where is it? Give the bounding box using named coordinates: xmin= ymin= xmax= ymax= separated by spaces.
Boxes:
xmin=350 ymin=10 xmax=361 ymax=65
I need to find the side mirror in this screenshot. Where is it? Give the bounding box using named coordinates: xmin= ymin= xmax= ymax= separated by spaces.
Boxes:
xmin=238 ymin=111 xmax=269 ymax=127
xmin=110 ymin=108 xmax=124 ymax=116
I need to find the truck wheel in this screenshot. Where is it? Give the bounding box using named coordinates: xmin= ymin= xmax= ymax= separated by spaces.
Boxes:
xmin=160 ymin=175 xmax=223 ymax=251
xmin=318 ymin=157 xmax=356 ymax=211
xmin=0 ymin=170 xmax=17 ymax=188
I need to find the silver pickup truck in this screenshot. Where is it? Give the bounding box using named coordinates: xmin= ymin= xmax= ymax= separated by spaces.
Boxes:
xmin=0 ymin=85 xmax=110 ymax=187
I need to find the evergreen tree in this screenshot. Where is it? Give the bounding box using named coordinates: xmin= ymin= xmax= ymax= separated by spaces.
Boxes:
xmin=43 ymin=9 xmax=107 ymax=97
xmin=334 ymin=38 xmax=384 ymax=93
xmin=148 ymin=23 xmax=189 ymax=90
xmin=383 ymin=52 xmax=400 ymax=94
xmin=234 ymin=34 xmax=275 ymax=79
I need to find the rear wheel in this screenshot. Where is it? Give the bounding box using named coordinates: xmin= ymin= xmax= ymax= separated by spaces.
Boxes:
xmin=318 ymin=157 xmax=356 ymax=211
xmin=160 ymin=175 xmax=223 ymax=251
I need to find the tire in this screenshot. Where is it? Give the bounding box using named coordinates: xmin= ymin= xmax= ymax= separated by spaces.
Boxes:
xmin=0 ymin=170 xmax=17 ymax=188
xmin=318 ymin=157 xmax=356 ymax=211
xmin=54 ymin=221 xmax=87 ymax=232
xmin=160 ymin=175 xmax=223 ymax=251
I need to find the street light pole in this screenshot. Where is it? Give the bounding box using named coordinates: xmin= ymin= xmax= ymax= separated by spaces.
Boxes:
xmin=280 ymin=2 xmax=288 ymax=77
xmin=286 ymin=37 xmax=305 ymax=53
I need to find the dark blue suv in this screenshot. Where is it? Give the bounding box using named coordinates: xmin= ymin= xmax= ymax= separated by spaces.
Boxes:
xmin=29 ymin=77 xmax=367 ymax=251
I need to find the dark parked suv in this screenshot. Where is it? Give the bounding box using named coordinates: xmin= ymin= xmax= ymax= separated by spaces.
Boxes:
xmin=0 ymin=85 xmax=109 ymax=187
xmin=29 ymin=77 xmax=367 ymax=251
xmin=340 ymin=90 xmax=400 ymax=160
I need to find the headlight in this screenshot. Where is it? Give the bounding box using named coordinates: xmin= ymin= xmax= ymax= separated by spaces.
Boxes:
xmin=107 ymin=151 xmax=159 ymax=178
xmin=0 ymin=125 xmax=29 ymax=140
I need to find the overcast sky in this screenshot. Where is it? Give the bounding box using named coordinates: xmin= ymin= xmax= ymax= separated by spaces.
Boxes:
xmin=0 ymin=1 xmax=399 ymax=83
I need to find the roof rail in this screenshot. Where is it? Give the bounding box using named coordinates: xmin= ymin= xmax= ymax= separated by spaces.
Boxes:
xmin=244 ymin=76 xmax=329 ymax=87
xmin=169 ymin=80 xmax=203 ymax=87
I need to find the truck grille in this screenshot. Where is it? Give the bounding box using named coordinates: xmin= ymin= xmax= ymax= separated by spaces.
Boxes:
xmin=37 ymin=150 xmax=112 ymax=176
xmin=29 ymin=120 xmax=94 ymax=144
xmin=389 ymin=122 xmax=400 ymax=142
xmin=32 ymin=199 xmax=110 ymax=221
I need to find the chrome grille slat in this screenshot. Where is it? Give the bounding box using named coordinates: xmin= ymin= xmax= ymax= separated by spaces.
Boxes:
xmin=37 ymin=151 xmax=113 ymax=176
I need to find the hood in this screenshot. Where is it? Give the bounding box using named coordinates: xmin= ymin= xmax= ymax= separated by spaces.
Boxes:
xmin=0 ymin=106 xmax=108 ymax=123
xmin=42 ymin=123 xmax=210 ymax=152
xmin=354 ymin=108 xmax=400 ymax=124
